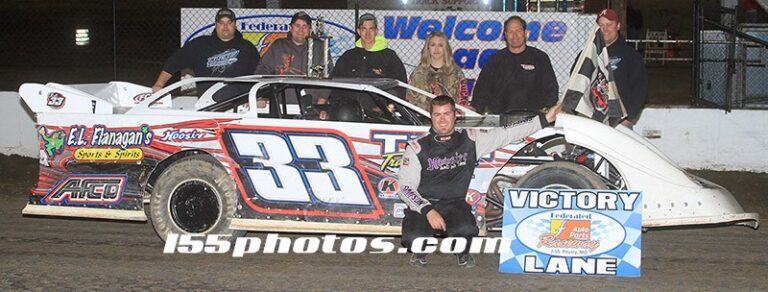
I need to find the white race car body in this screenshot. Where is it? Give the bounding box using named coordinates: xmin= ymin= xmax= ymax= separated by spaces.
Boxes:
xmin=18 ymin=77 xmax=758 ymax=240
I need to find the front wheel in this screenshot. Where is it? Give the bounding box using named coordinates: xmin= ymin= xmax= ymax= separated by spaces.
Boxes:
xmin=150 ymin=155 xmax=244 ymax=242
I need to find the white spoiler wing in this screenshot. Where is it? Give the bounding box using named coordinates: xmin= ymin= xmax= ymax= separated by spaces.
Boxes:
xmin=19 ymin=81 xmax=155 ymax=114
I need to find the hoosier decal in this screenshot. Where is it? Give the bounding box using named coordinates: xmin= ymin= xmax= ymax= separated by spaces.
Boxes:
xmin=160 ymin=129 xmax=207 ymax=142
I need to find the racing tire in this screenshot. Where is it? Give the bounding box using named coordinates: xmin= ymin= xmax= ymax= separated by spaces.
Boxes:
xmin=150 ymin=155 xmax=245 ymax=242
xmin=516 ymin=161 xmax=607 ymax=189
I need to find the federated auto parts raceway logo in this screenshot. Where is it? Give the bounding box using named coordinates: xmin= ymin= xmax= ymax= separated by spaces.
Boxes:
xmin=518 ymin=210 xmax=625 ymax=257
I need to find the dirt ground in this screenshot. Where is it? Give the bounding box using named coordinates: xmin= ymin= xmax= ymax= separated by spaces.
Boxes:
xmin=1 ymin=154 xmax=766 ymax=290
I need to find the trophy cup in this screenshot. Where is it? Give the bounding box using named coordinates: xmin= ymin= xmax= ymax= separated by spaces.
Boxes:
xmin=307 ymin=15 xmax=332 ymax=78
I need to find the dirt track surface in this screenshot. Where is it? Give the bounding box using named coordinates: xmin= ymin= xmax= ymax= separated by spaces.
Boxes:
xmin=1 ymin=155 xmax=767 ymax=291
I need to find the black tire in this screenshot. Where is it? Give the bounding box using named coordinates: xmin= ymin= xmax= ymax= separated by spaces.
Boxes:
xmin=485 ymin=174 xmax=516 ymax=223
xmin=516 ymin=161 xmax=606 ymax=189
xmin=150 ymin=155 xmax=245 ymax=242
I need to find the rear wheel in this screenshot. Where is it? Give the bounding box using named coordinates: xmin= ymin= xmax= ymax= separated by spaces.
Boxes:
xmin=150 ymin=155 xmax=244 ymax=242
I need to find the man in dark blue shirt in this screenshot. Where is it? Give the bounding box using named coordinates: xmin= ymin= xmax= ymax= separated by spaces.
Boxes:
xmin=151 ymin=8 xmax=260 ymax=101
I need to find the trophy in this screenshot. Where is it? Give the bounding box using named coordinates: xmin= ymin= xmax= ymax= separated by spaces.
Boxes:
xmin=307 ymin=15 xmax=333 ymax=78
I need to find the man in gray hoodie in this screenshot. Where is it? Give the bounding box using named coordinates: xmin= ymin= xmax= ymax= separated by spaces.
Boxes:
xmin=255 ymin=11 xmax=333 ymax=76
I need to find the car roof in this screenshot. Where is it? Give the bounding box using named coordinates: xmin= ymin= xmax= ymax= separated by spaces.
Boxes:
xmin=223 ymin=76 xmax=395 ymax=88
xmin=327 ymin=78 xmax=400 ymax=90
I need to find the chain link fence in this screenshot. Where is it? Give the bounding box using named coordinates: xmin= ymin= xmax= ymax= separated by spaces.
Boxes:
xmin=2 ymin=1 xmax=593 ymax=98
xmin=694 ymin=0 xmax=768 ymax=110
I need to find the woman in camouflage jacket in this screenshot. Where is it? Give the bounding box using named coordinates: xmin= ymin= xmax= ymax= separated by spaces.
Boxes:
xmin=406 ymin=31 xmax=470 ymax=111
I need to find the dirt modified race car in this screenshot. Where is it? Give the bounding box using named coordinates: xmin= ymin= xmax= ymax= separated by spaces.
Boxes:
xmin=19 ymin=77 xmax=759 ymax=242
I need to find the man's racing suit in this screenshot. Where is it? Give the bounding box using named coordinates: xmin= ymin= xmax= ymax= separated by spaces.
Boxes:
xmin=397 ymin=114 xmax=548 ymax=253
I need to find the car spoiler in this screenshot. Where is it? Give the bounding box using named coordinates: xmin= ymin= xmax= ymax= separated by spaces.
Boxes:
xmin=19 ymin=82 xmax=156 ymax=114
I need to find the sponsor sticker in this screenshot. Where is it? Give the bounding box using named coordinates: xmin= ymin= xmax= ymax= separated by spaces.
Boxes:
xmin=39 ymin=127 xmax=65 ymax=159
xmin=380 ymin=153 xmax=403 ymax=171
xmin=46 ymin=92 xmax=66 ymax=109
xmin=393 ymin=203 xmax=407 ymax=219
xmin=65 ymin=124 xmax=154 ymax=149
xmin=42 ymin=174 xmax=128 ymax=205
xmin=74 ymin=148 xmax=143 ymax=162
xmin=133 ymin=92 xmax=152 ymax=104
xmin=160 ymin=129 xmax=207 ymax=142
xmin=377 ymin=176 xmax=400 ymax=199
xmin=499 ymin=189 xmax=642 ymax=277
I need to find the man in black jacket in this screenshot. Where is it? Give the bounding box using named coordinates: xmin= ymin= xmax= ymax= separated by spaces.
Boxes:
xmin=595 ymin=8 xmax=648 ymax=127
xmin=151 ymin=8 xmax=261 ymax=101
xmin=398 ymin=95 xmax=561 ymax=268
xmin=471 ymin=16 xmax=558 ymax=115
xmin=331 ymin=13 xmax=406 ymax=83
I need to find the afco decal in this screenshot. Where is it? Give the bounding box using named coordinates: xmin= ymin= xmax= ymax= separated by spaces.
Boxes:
xmin=133 ymin=92 xmax=152 ymax=104
xmin=42 ymin=174 xmax=128 ymax=205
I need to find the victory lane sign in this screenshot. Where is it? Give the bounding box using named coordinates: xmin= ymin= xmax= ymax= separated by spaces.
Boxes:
xmin=499 ymin=189 xmax=643 ymax=277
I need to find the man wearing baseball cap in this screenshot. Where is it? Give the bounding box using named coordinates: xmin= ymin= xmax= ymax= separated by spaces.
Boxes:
xmin=152 ymin=8 xmax=261 ymax=101
xmin=596 ymin=8 xmax=647 ymax=127
xmin=255 ymin=11 xmax=334 ymax=76
xmin=331 ymin=13 xmax=406 ymax=84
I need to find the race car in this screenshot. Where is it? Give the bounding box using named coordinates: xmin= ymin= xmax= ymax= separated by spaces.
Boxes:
xmin=18 ymin=76 xmax=759 ymax=242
